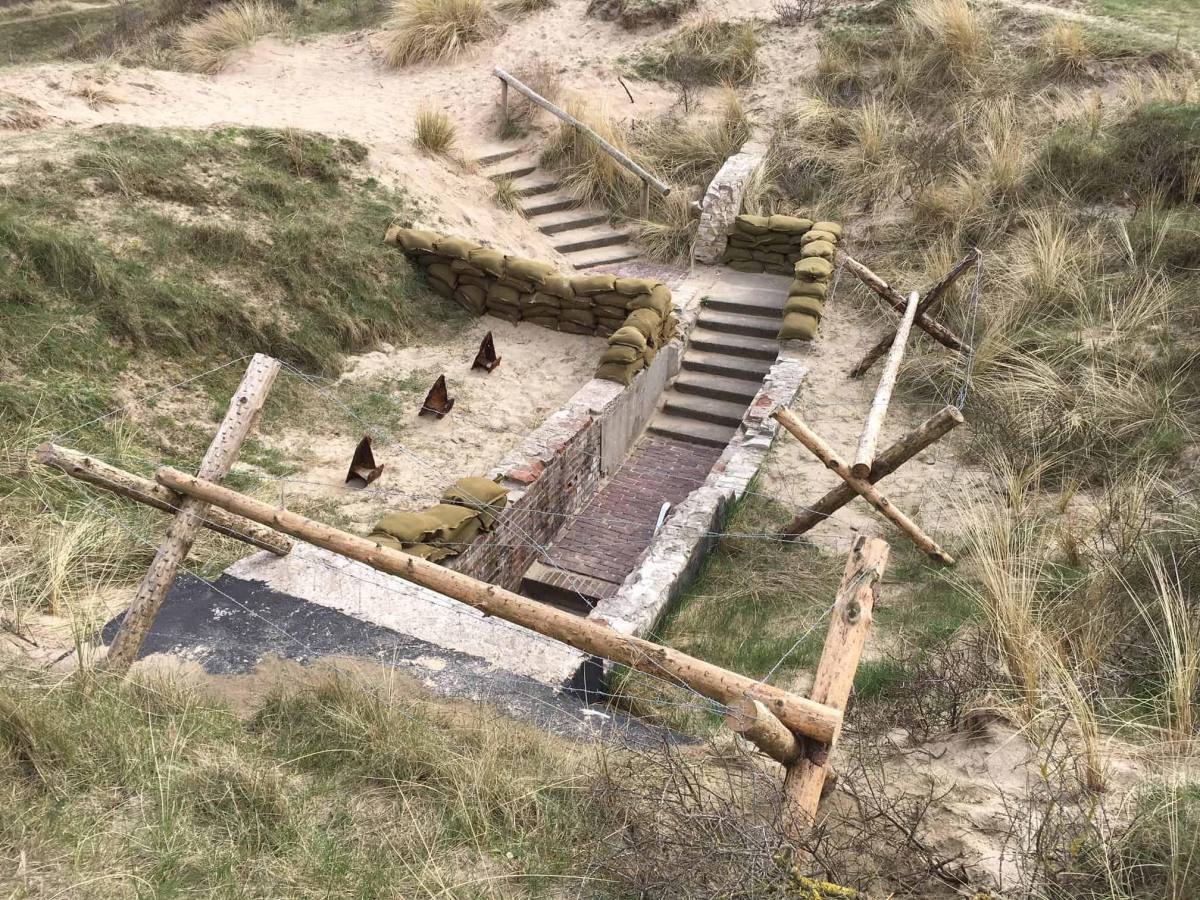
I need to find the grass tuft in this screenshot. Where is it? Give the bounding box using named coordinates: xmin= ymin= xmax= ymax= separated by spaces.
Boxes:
xmin=381 ymin=0 xmax=498 ymax=67
xmin=175 ymin=1 xmax=285 ymax=74
xmin=412 ymin=106 xmax=457 ymax=155
xmin=634 ymin=17 xmax=760 ymax=87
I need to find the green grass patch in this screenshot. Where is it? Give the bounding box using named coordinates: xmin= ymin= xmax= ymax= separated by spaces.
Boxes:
xmin=1090 ymin=0 xmax=1200 ymax=47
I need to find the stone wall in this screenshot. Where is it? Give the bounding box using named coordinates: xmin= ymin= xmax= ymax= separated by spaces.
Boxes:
xmin=694 ymin=140 xmax=767 ymax=265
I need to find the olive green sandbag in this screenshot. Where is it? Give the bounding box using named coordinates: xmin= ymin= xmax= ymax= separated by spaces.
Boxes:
xmin=601 ymin=344 xmax=642 ymax=365
xmin=469 ymin=247 xmax=507 ymax=277
xmin=628 ymin=285 xmax=672 ymax=317
xmin=596 ymin=324 xmax=617 ymax=338
xmin=404 ymin=543 xmax=455 ymax=562
xmin=614 ymin=277 xmax=660 ymax=297
xmin=369 ymin=532 xmax=406 ymax=552
xmin=801 ymin=230 xmax=838 ymax=246
xmin=487 ymin=283 xmax=520 ymax=304
xmin=428 ymin=262 xmax=457 ymax=286
xmin=437 ymin=514 xmax=482 ymax=551
xmin=526 ymin=292 xmax=561 ymax=312
xmin=794 ymin=257 xmax=834 ymax=281
xmin=779 ymin=311 xmax=820 ymax=341
xmin=450 ymin=258 xmax=486 ymax=277
xmin=414 ymin=252 xmax=441 ymax=268
xmin=801 ymin=240 xmax=836 ymax=261
xmin=485 ymin=299 xmax=522 ymax=317
xmin=558 ymin=321 xmax=595 ymax=335
xmin=457 ymin=273 xmax=489 ymax=289
xmin=426 ymin=278 xmax=455 ymax=300
xmin=562 ymin=308 xmax=596 ymax=327
xmin=811 ymin=221 xmax=843 ymax=239
xmin=728 ymin=259 xmax=765 ymax=273
xmin=374 ymin=509 xmax=444 ymax=544
xmin=661 ymin=313 xmax=679 ymax=342
xmin=506 ymin=257 xmax=557 ymax=283
xmin=723 ymin=247 xmax=753 ymax=262
xmin=726 ymin=234 xmax=760 ymax=248
xmin=789 ymin=281 xmax=828 ymax=301
xmin=624 ymin=308 xmax=662 ymax=340
xmin=762 ymin=241 xmax=803 ymax=255
xmin=756 ymin=251 xmax=786 ymax=266
xmin=571 ymin=273 xmax=616 ymax=295
xmin=559 ymin=295 xmax=594 ymax=311
xmin=609 ymin=326 xmax=648 ymax=351
xmin=596 ymin=315 xmax=627 ymax=332
xmin=498 ymin=276 xmax=536 ymax=294
xmin=596 ymin=358 xmax=645 ymax=385
xmin=767 ymin=214 xmax=814 ymax=235
xmin=734 ymin=214 xmax=771 ymax=235
xmin=392 ymin=227 xmax=439 ymax=253
xmin=489 ymin=307 xmax=521 ymax=325
xmin=525 ymin=314 xmax=559 ymax=330
xmin=595 ymin=291 xmax=631 ymax=310
xmin=435 ymin=236 xmax=479 ymax=260
xmin=454 ymin=285 xmax=487 ymax=314
xmin=540 ymin=274 xmax=575 ymax=301
xmin=785 ymin=294 xmax=824 ymax=318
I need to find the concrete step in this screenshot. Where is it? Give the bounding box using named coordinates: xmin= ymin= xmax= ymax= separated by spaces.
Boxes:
xmin=673 ymin=370 xmax=762 ymax=404
xmin=535 ymin=208 xmax=610 ymax=235
xmin=662 ymin=393 xmax=748 ymax=428
xmin=476 ymin=145 xmax=525 ymax=166
xmin=568 ymin=244 xmax=640 ymax=270
xmin=511 ymin=174 xmax=562 ymax=198
xmin=649 ymin=412 xmax=737 ymax=449
xmin=554 ymin=226 xmax=631 ymax=254
xmin=487 ymin=155 xmax=539 ymax=181
xmin=681 ymin=350 xmax=772 ymax=381
xmin=688 ymin=328 xmax=778 ymax=361
xmin=521 ymin=192 xmax=581 ymax=216
xmin=697 ymin=309 xmax=779 ymax=340
xmin=705 ymin=293 xmax=787 ymax=318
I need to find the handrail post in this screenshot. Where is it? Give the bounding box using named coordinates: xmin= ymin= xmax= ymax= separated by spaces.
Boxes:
xmin=639 ymin=179 xmax=650 ymax=218
xmin=499 ymin=78 xmax=509 ymax=123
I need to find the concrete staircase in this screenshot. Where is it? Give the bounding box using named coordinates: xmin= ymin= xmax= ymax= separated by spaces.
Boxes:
xmin=478 ymin=145 xmax=639 ymax=270
xmin=649 ymin=273 xmax=790 ymax=449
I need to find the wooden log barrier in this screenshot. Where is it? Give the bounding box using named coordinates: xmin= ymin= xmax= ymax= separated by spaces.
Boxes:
xmin=772 ymin=408 xmax=954 ymax=565
xmin=852 ymin=290 xmax=920 ymax=479
xmin=155 ymin=465 xmax=844 ymax=744
xmin=36 ymin=443 xmax=291 ymax=556
xmin=779 ymin=406 xmax=964 ymax=539
xmin=724 ymin=697 xmax=802 ymax=766
xmin=103 ymin=354 xmax=280 ymax=675
xmin=784 ymin=536 xmax=888 ymax=830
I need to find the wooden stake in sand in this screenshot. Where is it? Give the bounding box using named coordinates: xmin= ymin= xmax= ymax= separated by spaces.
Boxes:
xmin=772 ymin=408 xmax=954 ymax=565
xmin=103 ymin=353 xmax=280 ymax=675
xmin=36 ymin=443 xmax=291 ymax=556
xmin=154 ymin=465 xmax=845 ymax=745
xmin=852 ymin=290 xmax=920 ymax=480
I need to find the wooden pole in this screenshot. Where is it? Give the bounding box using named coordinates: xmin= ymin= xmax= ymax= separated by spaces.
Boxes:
xmin=852 ymin=290 xmax=920 ymax=479
xmin=724 ymin=697 xmax=801 ymax=765
xmin=155 ymin=466 xmax=844 ymax=744
xmin=103 ymin=354 xmax=280 ymax=675
xmin=639 ymin=179 xmax=650 ymax=218
xmin=783 ymin=536 xmax=888 ymax=830
xmin=36 ymin=443 xmax=291 ymax=556
xmin=499 ymin=78 xmax=509 ymax=122
xmin=849 ymin=249 xmax=980 ymax=378
xmin=771 ymin=408 xmax=954 ymax=565
xmin=838 ymin=253 xmax=973 ymax=356
xmin=779 ymin=406 xmax=964 ymax=538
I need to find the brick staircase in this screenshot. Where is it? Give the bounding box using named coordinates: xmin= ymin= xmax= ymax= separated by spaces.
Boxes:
xmin=649 ymin=271 xmax=791 ymax=448
xmin=478 ymin=145 xmax=639 ymax=270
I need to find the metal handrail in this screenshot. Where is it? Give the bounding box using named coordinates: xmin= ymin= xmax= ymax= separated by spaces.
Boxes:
xmin=493 ymin=66 xmax=670 ymax=216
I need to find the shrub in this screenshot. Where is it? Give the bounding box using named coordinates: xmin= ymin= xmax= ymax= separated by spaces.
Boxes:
xmin=1040 ymin=20 xmax=1093 ymax=78
xmin=633 ymin=190 xmax=697 ymax=264
xmin=899 ymin=0 xmax=992 ymax=82
xmin=175 ymin=1 xmax=284 ymax=74
xmin=382 ymin=0 xmax=498 ymax=67
xmin=495 ymin=0 xmax=552 ymax=14
xmin=636 ymin=18 xmax=760 ymax=87
xmin=637 ymin=90 xmax=751 ymax=186
xmin=587 ymin=0 xmax=697 ymax=28
xmin=412 ymin=107 xmax=456 ymax=154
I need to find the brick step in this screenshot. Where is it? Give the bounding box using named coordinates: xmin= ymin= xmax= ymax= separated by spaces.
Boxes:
xmin=511 ymin=174 xmax=562 ymax=198
xmin=704 ymin=293 xmax=788 ymax=318
xmin=697 ymin=309 xmax=779 ymax=339
xmin=487 ymin=155 xmax=539 ymax=181
xmin=648 ymin=413 xmax=737 ymax=449
xmin=568 ymin=243 xmax=640 ymax=270
xmin=688 ymin=328 xmax=778 ymax=361
xmin=521 ymin=192 xmax=581 ymax=216
xmin=475 ymin=145 xmax=525 ymax=166
xmin=554 ymin=226 xmax=631 ymax=254
xmin=680 ymin=350 xmax=772 ymax=381
xmin=662 ymin=393 xmax=748 ymax=428
xmin=673 ymin=370 xmax=762 ymax=404
xmin=536 ymin=208 xmax=611 ymax=235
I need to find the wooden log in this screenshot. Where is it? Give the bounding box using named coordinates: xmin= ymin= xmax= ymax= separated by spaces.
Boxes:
xmin=156 ymin=466 xmax=843 ymax=744
xmin=771 ymin=408 xmax=954 ymax=565
xmin=852 ymin=290 xmax=920 ymax=479
xmin=36 ymin=443 xmax=291 ymax=556
xmin=783 ymin=536 xmax=888 ymax=830
xmin=849 ymin=249 xmax=980 ymax=378
xmin=724 ymin=697 xmax=801 ymax=765
xmin=779 ymin=406 xmax=964 ymax=538
xmin=838 ymin=253 xmax=973 ymax=356
xmin=104 ymin=354 xmax=280 ymax=675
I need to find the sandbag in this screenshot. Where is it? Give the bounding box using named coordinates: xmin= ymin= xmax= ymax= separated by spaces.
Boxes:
xmin=628 ymin=284 xmax=672 ymax=317
xmin=614 ymin=277 xmax=660 ymax=297
xmin=374 ymin=510 xmax=444 ymax=544
xmin=562 ymin=308 xmax=596 ymax=327
xmin=414 ymin=253 xmax=441 ymax=268
xmin=779 ymin=311 xmax=819 ymax=341
xmin=498 ymin=275 xmax=536 ymax=294
xmin=727 ymin=259 xmax=765 ymax=273
xmin=789 ymin=279 xmax=828 ymax=299
xmin=506 ymin=257 xmax=557 ymax=283
xmin=526 ymin=293 xmax=561 ymax=312
xmin=794 ymin=257 xmax=834 ymax=281
xmin=454 ymin=285 xmax=487 ymax=314
xmin=442 ymin=477 xmax=507 ymax=521
xmin=428 ymin=263 xmax=457 ymax=287
xmin=426 ymin=278 xmax=455 ymax=300
xmin=571 ymin=273 xmax=617 ymax=295
xmin=767 ymin=214 xmax=814 ymax=234
xmin=558 ymin=321 xmax=595 ymax=335
xmin=450 ymin=258 xmax=486 ymax=277
xmin=596 ymin=324 xmax=617 ymax=338
xmin=559 ymin=295 xmax=595 ymax=311
xmin=784 ymin=294 xmax=824 ymax=317
xmin=404 ymin=543 xmax=455 ymax=562
xmin=801 ymin=240 xmax=836 ymax=260
xmin=487 ymin=283 xmax=520 ymax=305
xmin=469 ymin=247 xmax=506 ymax=277
xmin=801 ymin=230 xmax=838 ymax=246
xmin=440 ymin=515 xmax=482 ymax=549
xmin=457 ymin=273 xmax=489 ymax=289
xmin=601 ymin=344 xmax=642 ymax=365
xmin=424 ymin=503 xmax=480 ymax=540
xmin=525 ymin=314 xmax=559 ymax=330
xmin=811 ymin=221 xmax=843 ymax=239
xmin=624 ymin=308 xmax=662 ymax=340
xmin=609 ymin=326 xmax=648 ymax=351
xmin=540 ymin=274 xmax=575 ymax=301
xmin=734 ymin=214 xmax=771 ymax=235
xmin=596 ymin=315 xmax=627 ymax=331
xmin=393 ymin=227 xmax=439 ymax=253
xmin=369 ymin=532 xmax=406 ymax=552
xmin=434 ymin=236 xmax=478 ymax=260
xmin=723 ymin=247 xmax=754 ymax=261
xmin=595 ymin=291 xmax=631 ymax=310
xmin=757 ymin=251 xmax=786 ymax=266
xmin=596 ymin=358 xmax=645 ymax=385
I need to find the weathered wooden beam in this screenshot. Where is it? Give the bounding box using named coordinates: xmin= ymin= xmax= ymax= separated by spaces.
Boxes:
xmin=723 ymin=697 xmax=802 ymax=766
xmin=104 ymin=354 xmax=280 ymax=675
xmin=771 ymin=408 xmax=954 ymax=565
xmin=852 ymin=290 xmax=920 ymax=479
xmin=155 ymin=466 xmax=844 ymax=744
xmin=838 ymin=253 xmax=973 ymax=356
xmin=36 ymin=443 xmax=291 ymax=556
xmin=784 ymin=536 xmax=888 ymax=829
xmin=779 ymin=406 xmax=964 ymax=539
xmin=849 ymin=249 xmax=980 ymax=378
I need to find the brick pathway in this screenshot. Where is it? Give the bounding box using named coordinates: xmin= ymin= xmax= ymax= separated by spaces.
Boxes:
xmin=543 ymin=435 xmax=722 ymax=588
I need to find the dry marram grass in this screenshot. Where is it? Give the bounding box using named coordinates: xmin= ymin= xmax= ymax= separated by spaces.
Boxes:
xmin=382 ymin=0 xmax=498 ymax=67
xmin=413 ymin=107 xmax=457 ymax=155
xmin=175 ymin=2 xmax=285 ymax=75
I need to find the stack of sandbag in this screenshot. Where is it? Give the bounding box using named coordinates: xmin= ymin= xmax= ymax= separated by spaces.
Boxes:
xmin=780 ymin=220 xmax=843 ymax=341
xmin=594 ymin=278 xmax=676 ymax=385
xmin=367 ymin=476 xmax=508 ymax=562
xmin=722 ymin=214 xmax=820 ymax=275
